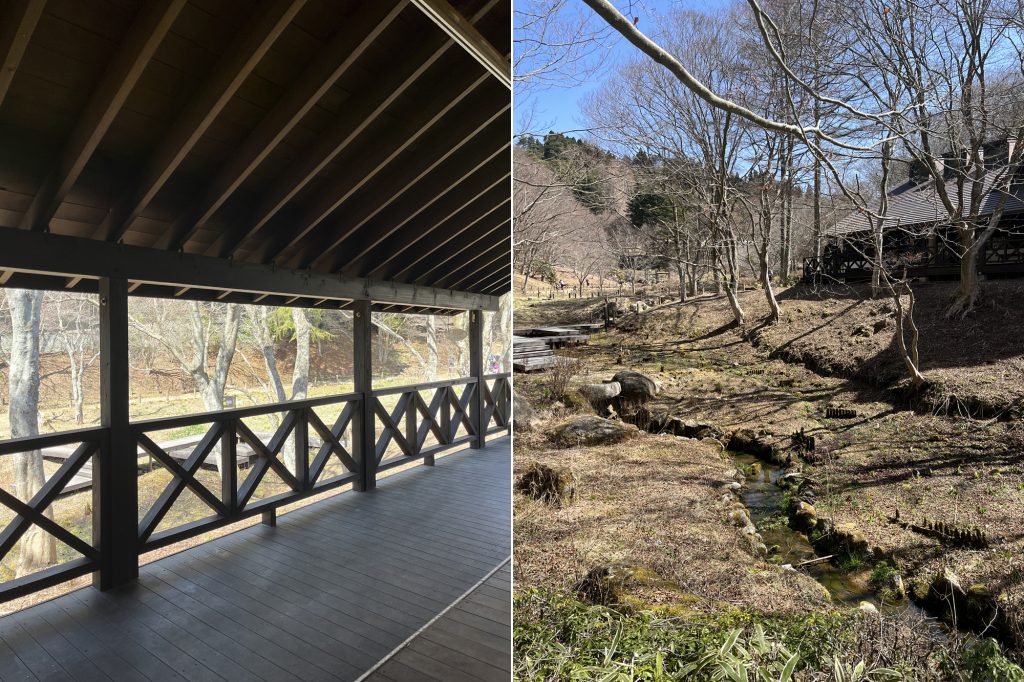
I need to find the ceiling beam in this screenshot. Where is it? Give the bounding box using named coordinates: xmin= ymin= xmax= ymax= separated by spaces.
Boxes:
xmin=165 ymin=2 xmax=408 ymax=252
xmin=303 ymin=108 xmax=509 ymax=271
xmin=269 ymin=71 xmax=496 ymax=265
xmin=0 ymin=227 xmax=499 ymax=310
xmin=317 ymin=159 xmax=510 ymax=273
xmin=0 ymin=0 xmax=45 ymax=108
xmin=478 ymin=272 xmax=511 ymax=294
xmin=410 ymin=0 xmax=509 ymax=89
xmin=101 ymin=0 xmax=307 ymax=243
xmin=333 ymin=156 xmax=509 ymax=274
xmin=464 ymin=261 xmax=510 ymax=291
xmin=399 ymin=215 xmax=509 ymax=283
xmin=20 ymin=0 xmax=186 ymax=232
xmin=216 ymin=0 xmax=500 ymax=259
xmin=369 ymin=195 xmax=509 ymax=280
xmin=433 ymin=243 xmax=507 ymax=289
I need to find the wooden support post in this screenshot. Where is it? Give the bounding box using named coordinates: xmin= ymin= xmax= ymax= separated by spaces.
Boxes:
xmin=469 ymin=308 xmax=486 ymax=449
xmin=294 ymin=408 xmax=309 ymax=490
xmin=262 ymin=509 xmax=276 ymax=527
xmin=220 ymin=420 xmax=237 ymax=514
xmin=405 ymin=395 xmax=418 ymax=459
xmin=94 ymin=277 xmax=139 ymax=590
xmin=352 ymin=300 xmax=376 ymax=491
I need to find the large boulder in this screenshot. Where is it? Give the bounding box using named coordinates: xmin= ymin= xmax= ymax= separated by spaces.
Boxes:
xmin=549 ymin=415 xmax=638 ymax=447
xmin=513 ymin=391 xmax=540 ymax=432
xmin=611 ymin=370 xmax=659 ymax=401
xmin=578 ymin=381 xmax=622 ymax=402
xmin=727 ymin=429 xmax=775 ymax=458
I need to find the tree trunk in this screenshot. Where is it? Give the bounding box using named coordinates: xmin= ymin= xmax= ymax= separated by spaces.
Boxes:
xmin=425 ymin=315 xmax=439 ymax=381
xmin=947 ymin=225 xmax=981 ymax=318
xmin=70 ymin=362 xmax=84 ymax=425
xmin=724 ymin=284 xmax=745 ymax=328
xmin=6 ymin=289 xmax=56 ymax=575
xmin=285 ymin=308 xmax=310 ymax=474
xmin=497 ymin=293 xmax=511 ymax=372
xmin=892 ymin=285 xmax=926 ymax=387
xmin=760 ymin=259 xmax=781 ymax=323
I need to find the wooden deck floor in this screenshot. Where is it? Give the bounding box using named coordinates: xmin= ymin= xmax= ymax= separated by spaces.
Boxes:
xmin=0 ymin=437 xmax=511 ymax=682
xmin=364 ymin=562 xmax=510 ymax=682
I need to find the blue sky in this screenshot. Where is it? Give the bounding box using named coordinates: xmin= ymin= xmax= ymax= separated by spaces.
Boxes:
xmin=515 ymin=0 xmax=733 ymax=136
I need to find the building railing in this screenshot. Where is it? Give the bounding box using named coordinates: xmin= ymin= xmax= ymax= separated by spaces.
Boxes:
xmin=0 ymin=373 xmax=511 ymax=603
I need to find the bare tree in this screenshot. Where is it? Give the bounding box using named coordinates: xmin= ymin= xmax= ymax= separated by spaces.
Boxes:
xmin=4 ymin=289 xmax=56 ymax=575
xmin=130 ymin=301 xmax=241 ymax=416
xmin=47 ymin=293 xmax=99 ymax=425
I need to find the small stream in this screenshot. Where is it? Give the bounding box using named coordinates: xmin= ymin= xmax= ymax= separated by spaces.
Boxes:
xmin=731 ymin=451 xmax=930 ymax=619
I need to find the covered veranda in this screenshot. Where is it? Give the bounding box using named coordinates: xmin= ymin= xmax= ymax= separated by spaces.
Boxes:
xmin=0 ymin=0 xmax=511 ymax=679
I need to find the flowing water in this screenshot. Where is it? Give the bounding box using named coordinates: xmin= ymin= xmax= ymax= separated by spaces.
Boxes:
xmin=731 ymin=451 xmax=929 ymax=617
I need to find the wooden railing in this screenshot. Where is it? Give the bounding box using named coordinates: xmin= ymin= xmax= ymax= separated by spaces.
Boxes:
xmin=131 ymin=392 xmax=362 ymax=553
xmin=0 ymin=374 xmax=511 ymax=603
xmin=0 ymin=427 xmax=106 ymax=601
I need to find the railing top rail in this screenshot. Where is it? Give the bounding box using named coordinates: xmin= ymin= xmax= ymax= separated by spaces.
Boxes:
xmin=371 ymin=376 xmax=477 ymax=397
xmin=129 ymin=391 xmax=363 ymax=432
xmin=483 ymin=372 xmax=511 ymax=380
xmin=0 ymin=426 xmax=108 ymax=456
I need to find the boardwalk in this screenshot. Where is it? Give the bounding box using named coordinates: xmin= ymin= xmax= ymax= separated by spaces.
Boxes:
xmin=0 ymin=437 xmax=511 ymax=682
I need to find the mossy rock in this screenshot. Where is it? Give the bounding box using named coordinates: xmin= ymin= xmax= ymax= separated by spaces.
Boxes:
xmin=548 ymin=415 xmax=639 ymax=447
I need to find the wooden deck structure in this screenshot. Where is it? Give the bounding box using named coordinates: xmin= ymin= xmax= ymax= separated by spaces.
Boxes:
xmin=0 ymin=1 xmax=512 ymax=676
xmin=0 ymin=438 xmax=510 ymax=681
xmin=512 ymin=325 xmax=594 ymax=372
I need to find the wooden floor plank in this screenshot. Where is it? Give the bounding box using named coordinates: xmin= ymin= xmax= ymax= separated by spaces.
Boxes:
xmin=364 ymin=560 xmax=511 ymax=682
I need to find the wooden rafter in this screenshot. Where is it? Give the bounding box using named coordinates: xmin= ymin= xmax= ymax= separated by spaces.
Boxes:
xmin=410 ymin=0 xmax=509 ymax=88
xmin=165 ymin=2 xmax=409 ymax=252
xmin=401 ymin=217 xmax=509 ymax=284
xmin=299 ymin=107 xmax=509 ymax=270
xmin=0 ymin=0 xmax=46 ymax=108
xmin=20 ymin=0 xmax=186 ymax=232
xmin=369 ymin=196 xmax=509 ymax=280
xmin=100 ymin=0 xmax=307 ymax=243
xmin=271 ymin=84 xmax=505 ymax=266
xmin=317 ymin=163 xmax=509 ymax=274
xmin=216 ymin=0 xmax=501 ymax=260
xmin=436 ymin=243 xmax=508 ymax=289
xmin=322 ymin=150 xmax=509 ymax=273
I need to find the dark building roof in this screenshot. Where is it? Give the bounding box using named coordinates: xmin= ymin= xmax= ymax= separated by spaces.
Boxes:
xmin=832 ymin=158 xmax=1024 ymax=239
xmin=0 ymin=0 xmax=510 ymax=312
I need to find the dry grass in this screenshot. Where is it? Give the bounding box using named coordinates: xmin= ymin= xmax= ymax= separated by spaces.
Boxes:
xmin=522 ymin=287 xmax=1024 ymax=652
xmin=513 ymin=426 xmax=831 ymax=615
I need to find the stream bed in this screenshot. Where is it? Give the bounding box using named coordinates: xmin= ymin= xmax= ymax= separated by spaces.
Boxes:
xmin=731 ymin=451 xmax=931 ymax=619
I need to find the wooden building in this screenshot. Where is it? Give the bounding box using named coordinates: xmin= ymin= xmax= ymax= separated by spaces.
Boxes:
xmin=804 ymin=139 xmax=1024 ymax=283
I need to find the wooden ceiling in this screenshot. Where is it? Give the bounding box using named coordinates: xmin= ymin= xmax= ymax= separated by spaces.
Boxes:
xmin=0 ymin=0 xmax=510 ymax=312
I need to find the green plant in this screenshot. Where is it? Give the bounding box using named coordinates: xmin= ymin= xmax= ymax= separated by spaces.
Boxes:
xmin=868 ymin=563 xmax=898 ymax=589
xmin=836 ymin=552 xmax=865 ymax=573
xmin=948 ymin=638 xmax=1024 ymax=682
xmin=514 ymin=590 xmax=908 ymax=681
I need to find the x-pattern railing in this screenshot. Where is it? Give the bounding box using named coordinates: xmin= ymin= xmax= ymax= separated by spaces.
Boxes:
xmin=482 ymin=374 xmax=511 ymax=432
xmin=132 ymin=392 xmax=360 ymax=552
xmin=372 ymin=378 xmax=479 ymax=470
xmin=0 ymin=428 xmax=106 ymax=599
xmin=0 ymin=374 xmax=511 ymax=602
